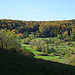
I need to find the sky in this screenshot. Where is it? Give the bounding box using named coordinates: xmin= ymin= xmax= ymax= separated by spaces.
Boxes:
xmin=0 ymin=0 xmax=75 ymax=21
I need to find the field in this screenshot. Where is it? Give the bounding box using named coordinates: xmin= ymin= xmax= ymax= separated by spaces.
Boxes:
xmin=22 ymin=43 xmax=65 ymax=63
xmin=21 ymin=44 xmax=44 ymax=54
xmin=21 ymin=37 xmax=75 ymax=65
xmin=34 ymin=56 xmax=59 ymax=60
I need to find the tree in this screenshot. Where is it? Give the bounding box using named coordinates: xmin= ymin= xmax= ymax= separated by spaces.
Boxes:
xmin=54 ymin=39 xmax=61 ymax=47
xmin=57 ymin=34 xmax=62 ymax=39
xmin=0 ymin=29 xmax=6 ymax=49
xmin=23 ymin=31 xmax=29 ymax=38
xmin=29 ymin=39 xmax=49 ymax=53
xmin=0 ymin=29 xmax=20 ymax=52
xmin=71 ymin=33 xmax=75 ymax=41
xmin=67 ymin=27 xmax=71 ymax=36
xmin=63 ymin=31 xmax=68 ymax=38
xmin=21 ymin=48 xmax=34 ymax=57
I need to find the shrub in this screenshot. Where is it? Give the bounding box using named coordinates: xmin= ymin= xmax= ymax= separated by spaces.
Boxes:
xmin=31 ymin=45 xmax=40 ymax=51
xmin=63 ymin=31 xmax=68 ymax=38
xmin=54 ymin=40 xmax=59 ymax=47
xmin=29 ymin=39 xmax=36 ymax=46
xmin=57 ymin=34 xmax=62 ymax=39
xmin=64 ymin=36 xmax=70 ymax=42
xmin=64 ymin=53 xmax=70 ymax=58
xmin=67 ymin=41 xmax=73 ymax=46
xmin=68 ymin=55 xmax=75 ymax=65
xmin=50 ymin=38 xmax=55 ymax=43
xmin=48 ymin=38 xmax=51 ymax=43
xmin=21 ymin=48 xmax=34 ymax=57
xmin=71 ymin=33 xmax=75 ymax=41
xmin=23 ymin=50 xmax=34 ymax=57
xmin=24 ymin=37 xmax=32 ymax=44
xmin=48 ymin=48 xmax=56 ymax=54
xmin=29 ymin=39 xmax=49 ymax=53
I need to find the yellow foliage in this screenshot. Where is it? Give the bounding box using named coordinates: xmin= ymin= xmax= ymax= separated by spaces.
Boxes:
xmin=63 ymin=31 xmax=68 ymax=37
xmin=31 ymin=45 xmax=39 ymax=50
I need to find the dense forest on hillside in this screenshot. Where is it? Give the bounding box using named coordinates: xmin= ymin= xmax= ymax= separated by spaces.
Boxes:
xmin=0 ymin=19 xmax=75 ymax=37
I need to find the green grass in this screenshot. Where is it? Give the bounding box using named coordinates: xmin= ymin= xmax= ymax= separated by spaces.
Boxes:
xmin=21 ymin=40 xmax=75 ymax=64
xmin=26 ymin=47 xmax=44 ymax=54
xmin=72 ymin=42 xmax=75 ymax=44
xmin=21 ymin=43 xmax=64 ymax=62
xmin=21 ymin=44 xmax=30 ymax=47
xmin=35 ymin=38 xmax=50 ymax=40
xmin=49 ymin=41 xmax=75 ymax=51
xmin=21 ymin=44 xmax=44 ymax=54
xmin=35 ymin=55 xmax=59 ymax=61
xmin=57 ymin=58 xmax=65 ymax=63
xmin=21 ymin=43 xmax=66 ymax=63
xmin=0 ymin=50 xmax=75 ymax=75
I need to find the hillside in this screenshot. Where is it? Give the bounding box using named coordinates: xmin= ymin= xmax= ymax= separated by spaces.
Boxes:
xmin=0 ymin=19 xmax=75 ymax=37
xmin=0 ymin=50 xmax=75 ymax=75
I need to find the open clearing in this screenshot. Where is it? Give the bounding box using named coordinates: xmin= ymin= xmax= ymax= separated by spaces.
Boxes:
xmin=21 ymin=43 xmax=65 ymax=63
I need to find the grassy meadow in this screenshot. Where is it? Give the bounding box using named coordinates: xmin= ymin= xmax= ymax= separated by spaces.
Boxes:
xmin=21 ymin=37 xmax=74 ymax=64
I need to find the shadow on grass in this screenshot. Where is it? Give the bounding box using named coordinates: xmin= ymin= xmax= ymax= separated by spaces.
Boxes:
xmin=0 ymin=49 xmax=75 ymax=75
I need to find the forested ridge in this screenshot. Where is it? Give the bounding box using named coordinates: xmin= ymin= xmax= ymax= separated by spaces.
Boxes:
xmin=0 ymin=19 xmax=75 ymax=37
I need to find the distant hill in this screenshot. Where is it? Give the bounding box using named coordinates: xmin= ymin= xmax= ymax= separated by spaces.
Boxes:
xmin=0 ymin=19 xmax=75 ymax=37
xmin=0 ymin=50 xmax=75 ymax=75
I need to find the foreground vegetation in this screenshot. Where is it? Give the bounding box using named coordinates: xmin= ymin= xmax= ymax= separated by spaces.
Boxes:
xmin=1 ymin=50 xmax=75 ymax=75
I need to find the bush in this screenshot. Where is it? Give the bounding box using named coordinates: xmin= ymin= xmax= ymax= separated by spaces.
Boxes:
xmin=21 ymin=48 xmax=34 ymax=57
xmin=57 ymin=34 xmax=62 ymax=39
xmin=48 ymin=38 xmax=51 ymax=43
xmin=50 ymin=38 xmax=55 ymax=43
xmin=29 ymin=39 xmax=49 ymax=53
xmin=24 ymin=37 xmax=32 ymax=44
xmin=48 ymin=48 xmax=56 ymax=53
xmin=54 ymin=39 xmax=60 ymax=47
xmin=23 ymin=50 xmax=34 ymax=57
xmin=29 ymin=39 xmax=36 ymax=46
xmin=31 ymin=45 xmax=40 ymax=51
xmin=71 ymin=33 xmax=75 ymax=41
xmin=68 ymin=55 xmax=75 ymax=65
xmin=64 ymin=53 xmax=70 ymax=58
xmin=64 ymin=36 xmax=70 ymax=41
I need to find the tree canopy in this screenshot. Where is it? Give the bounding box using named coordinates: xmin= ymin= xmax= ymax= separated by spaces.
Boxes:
xmin=0 ymin=19 xmax=75 ymax=37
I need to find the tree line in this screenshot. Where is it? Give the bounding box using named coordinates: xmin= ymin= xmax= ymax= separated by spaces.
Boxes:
xmin=0 ymin=19 xmax=75 ymax=38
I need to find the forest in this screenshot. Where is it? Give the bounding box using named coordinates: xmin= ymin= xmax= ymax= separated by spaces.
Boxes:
xmin=0 ymin=19 xmax=75 ymax=37
xmin=1 ymin=19 xmax=75 ymax=75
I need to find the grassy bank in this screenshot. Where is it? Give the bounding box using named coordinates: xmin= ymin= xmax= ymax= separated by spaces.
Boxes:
xmin=0 ymin=50 xmax=75 ymax=75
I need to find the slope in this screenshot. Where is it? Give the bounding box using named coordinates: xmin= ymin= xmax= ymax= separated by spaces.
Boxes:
xmin=0 ymin=50 xmax=75 ymax=75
